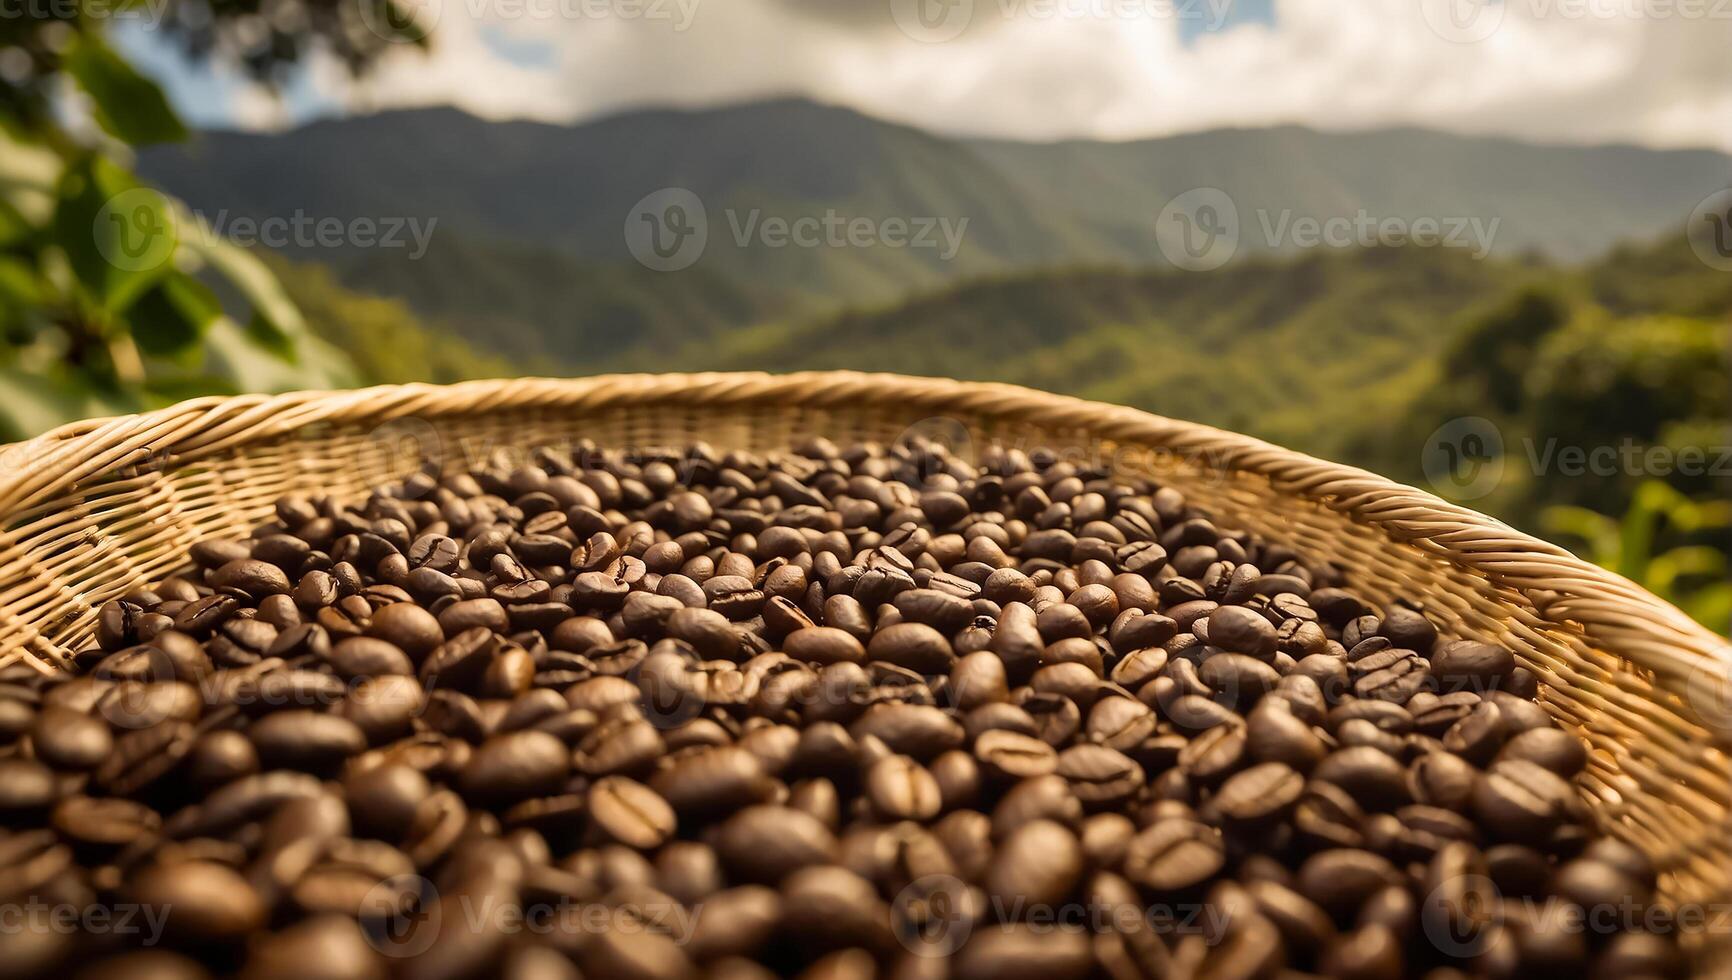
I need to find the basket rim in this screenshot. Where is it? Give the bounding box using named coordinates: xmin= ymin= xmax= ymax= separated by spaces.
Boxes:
xmin=2 ymin=370 xmax=1727 ymax=709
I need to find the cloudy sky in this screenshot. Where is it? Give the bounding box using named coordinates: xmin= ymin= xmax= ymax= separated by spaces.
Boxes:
xmin=118 ymin=0 xmax=1732 ymax=150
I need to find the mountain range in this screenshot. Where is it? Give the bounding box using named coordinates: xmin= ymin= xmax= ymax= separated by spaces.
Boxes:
xmin=137 ymin=98 xmax=1732 ymax=370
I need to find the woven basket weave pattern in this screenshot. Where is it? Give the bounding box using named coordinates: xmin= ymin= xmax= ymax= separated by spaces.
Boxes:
xmin=1 ymin=372 xmax=1728 ymax=963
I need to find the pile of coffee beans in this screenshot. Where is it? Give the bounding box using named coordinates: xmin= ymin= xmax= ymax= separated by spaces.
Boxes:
xmin=0 ymin=437 xmax=1686 ymax=979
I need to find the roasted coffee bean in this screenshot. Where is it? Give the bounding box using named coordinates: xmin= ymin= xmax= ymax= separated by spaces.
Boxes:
xmin=367 ymin=603 xmax=444 ymax=659
xmin=460 ymin=731 xmax=571 ymax=805
xmin=31 ymin=704 xmax=113 ymax=770
xmin=1177 ymin=721 xmax=1247 ymax=784
xmin=1198 ymin=652 xmax=1280 ymax=707
xmin=955 ymin=923 xmax=1092 ymax=980
xmin=248 ymin=710 xmax=367 ymax=773
xmin=1297 ymin=848 xmax=1402 ymax=922
xmin=337 ymin=674 xmax=424 ymax=744
xmin=589 ymin=776 xmax=676 ymax=850
xmin=1314 ymin=746 xmax=1410 ymax=811
xmin=1212 ymin=762 xmax=1303 ymax=827
xmin=974 ymin=729 xmax=1058 ymax=782
xmin=649 ymin=745 xmax=775 ymax=819
xmin=1244 ymin=699 xmax=1326 ymax=771
xmin=51 ymin=795 xmax=161 ymax=851
xmin=850 ymin=703 xmax=964 ymax=760
xmin=1207 ymin=606 xmax=1278 ymax=659
xmin=1429 ymin=639 xmax=1516 ymax=692
xmin=785 ymin=626 xmax=866 ymax=666
xmin=1055 ymin=743 xmax=1143 ymax=808
xmin=212 ymin=559 xmax=292 ymax=600
xmin=1407 ymin=750 xmax=1478 ymax=810
xmin=1498 ymin=726 xmax=1589 ymax=777
xmin=715 ymin=805 xmax=840 ymax=884
xmin=328 ymin=636 xmax=414 ymax=680
xmin=341 ymin=762 xmax=429 ymax=841
xmin=128 ymin=859 xmax=267 ymax=941
xmin=1123 ymin=818 xmax=1225 ymax=892
xmin=864 ymin=754 xmax=942 ymax=821
xmin=1019 ymin=691 xmax=1082 ymax=746
xmin=988 ymin=819 xmax=1083 ymax=910
xmin=186 ymin=729 xmax=259 ymax=788
xmin=20 ymin=437 xmax=1678 ymax=978
xmin=96 ymin=720 xmax=195 ymax=796
xmin=0 ymin=757 xmax=56 ymax=813
xmin=1472 ymin=758 xmax=1580 ymax=845
xmin=867 ymin=622 xmax=955 ymax=673
xmin=1441 ymin=701 xmax=1506 ymax=765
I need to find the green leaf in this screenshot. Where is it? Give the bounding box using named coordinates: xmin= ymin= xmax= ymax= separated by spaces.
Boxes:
xmin=0 ymin=125 xmax=63 ymax=227
xmin=0 ymin=197 xmax=29 ymax=247
xmin=52 ymin=155 xmax=178 ymax=312
xmin=0 ymin=256 xmax=43 ymax=308
xmin=130 ymin=272 xmax=223 ymax=358
xmin=0 ymin=366 xmax=133 ymax=442
xmin=202 ymin=317 xmax=355 ymax=393
xmin=63 ymin=35 xmax=187 ymax=146
xmin=141 ymin=374 xmax=242 ymax=406
xmin=180 ymin=232 xmax=311 ymax=357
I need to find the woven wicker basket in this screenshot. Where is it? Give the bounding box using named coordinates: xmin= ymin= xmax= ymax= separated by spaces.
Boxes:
xmin=1 ymin=372 xmax=1728 ymax=966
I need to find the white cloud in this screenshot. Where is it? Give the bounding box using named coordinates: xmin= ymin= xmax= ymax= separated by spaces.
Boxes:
xmin=278 ymin=0 xmax=1732 ymax=150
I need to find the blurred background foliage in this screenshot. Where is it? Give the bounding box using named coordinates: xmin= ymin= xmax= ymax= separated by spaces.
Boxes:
xmin=0 ymin=2 xmax=1726 ymax=632
xmin=0 ymin=0 xmax=423 ymax=437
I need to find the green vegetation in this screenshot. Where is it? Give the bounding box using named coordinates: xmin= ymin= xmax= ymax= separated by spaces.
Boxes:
xmin=265 ymin=256 xmax=513 ymax=386
xmin=136 ymin=100 xmax=1731 ymax=344
xmin=327 ymin=232 xmax=800 ymax=370
xmin=0 ymin=0 xmax=426 ymax=441
xmin=0 ymin=20 xmax=1725 ymax=629
xmin=650 ymin=246 xmax=1532 ymax=463
xmin=1544 ymin=481 xmax=1732 ymax=634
